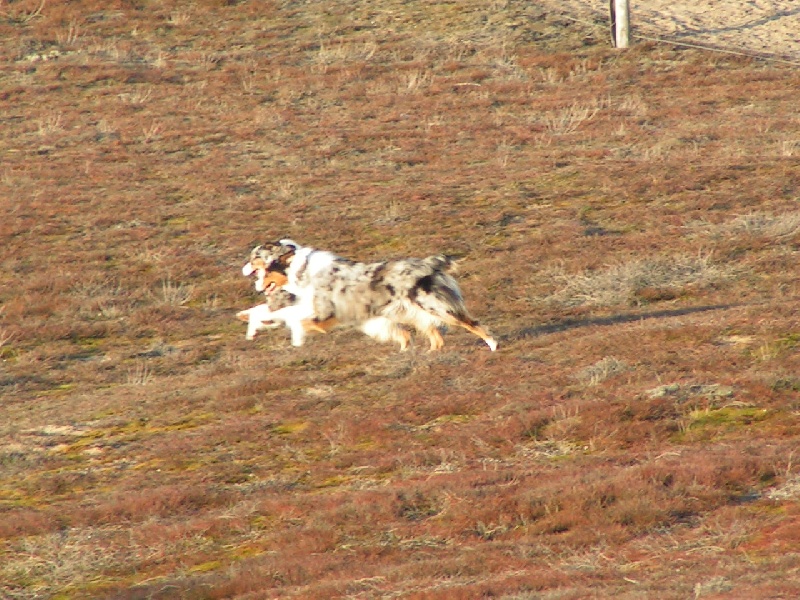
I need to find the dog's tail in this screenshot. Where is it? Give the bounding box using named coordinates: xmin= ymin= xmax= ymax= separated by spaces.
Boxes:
xmin=410 ymin=261 xmax=498 ymax=351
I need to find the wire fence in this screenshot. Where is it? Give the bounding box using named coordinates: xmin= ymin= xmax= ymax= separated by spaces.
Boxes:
xmin=558 ymin=2 xmax=800 ymax=68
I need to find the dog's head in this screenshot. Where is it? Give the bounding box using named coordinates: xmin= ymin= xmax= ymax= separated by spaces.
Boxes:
xmin=242 ymin=240 xmax=298 ymax=292
xmin=260 ymin=269 xmax=290 ymax=294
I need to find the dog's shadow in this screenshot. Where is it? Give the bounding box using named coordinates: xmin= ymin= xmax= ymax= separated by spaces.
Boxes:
xmin=504 ymin=304 xmax=738 ymax=342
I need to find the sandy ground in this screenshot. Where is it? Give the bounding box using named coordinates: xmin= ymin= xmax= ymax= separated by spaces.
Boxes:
xmin=552 ymin=0 xmax=800 ymax=63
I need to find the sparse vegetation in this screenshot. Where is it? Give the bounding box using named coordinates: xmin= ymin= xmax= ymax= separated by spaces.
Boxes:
xmin=2 ymin=0 xmax=800 ymax=598
xmin=546 ymin=254 xmax=731 ymax=307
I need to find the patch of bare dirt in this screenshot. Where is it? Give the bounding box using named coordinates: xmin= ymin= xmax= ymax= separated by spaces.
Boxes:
xmin=550 ymin=0 xmax=800 ymax=62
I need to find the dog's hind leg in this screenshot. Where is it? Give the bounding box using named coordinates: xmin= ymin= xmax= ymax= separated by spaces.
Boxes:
xmin=425 ymin=327 xmax=445 ymax=352
xmin=361 ymin=318 xmax=411 ymax=351
xmin=391 ymin=323 xmax=412 ymax=351
xmin=396 ymin=328 xmax=411 ymax=351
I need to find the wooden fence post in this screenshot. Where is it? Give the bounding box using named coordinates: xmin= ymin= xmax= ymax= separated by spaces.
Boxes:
xmin=610 ymin=0 xmax=630 ymax=48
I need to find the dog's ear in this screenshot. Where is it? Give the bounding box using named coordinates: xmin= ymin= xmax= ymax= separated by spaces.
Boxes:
xmin=250 ymin=240 xmax=296 ymax=272
xmin=272 ymin=240 xmax=297 ymax=267
xmin=276 ymin=249 xmax=295 ymax=267
xmin=253 ymin=242 xmax=280 ymax=261
xmin=250 ymin=244 xmax=275 ymax=264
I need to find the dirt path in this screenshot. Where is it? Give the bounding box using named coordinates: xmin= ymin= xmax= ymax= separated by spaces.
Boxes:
xmin=551 ymin=0 xmax=800 ymax=62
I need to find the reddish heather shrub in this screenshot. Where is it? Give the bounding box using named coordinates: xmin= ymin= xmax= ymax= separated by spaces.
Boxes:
xmin=0 ymin=508 xmax=57 ymax=539
xmin=79 ymin=484 xmax=235 ymax=526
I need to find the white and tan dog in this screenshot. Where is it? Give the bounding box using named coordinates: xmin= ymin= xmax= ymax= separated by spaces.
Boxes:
xmin=236 ymin=270 xmax=333 ymax=343
xmin=242 ymin=239 xmax=497 ymax=351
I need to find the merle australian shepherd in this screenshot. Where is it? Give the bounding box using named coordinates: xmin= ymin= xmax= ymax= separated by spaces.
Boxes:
xmin=242 ymin=239 xmax=497 ymax=352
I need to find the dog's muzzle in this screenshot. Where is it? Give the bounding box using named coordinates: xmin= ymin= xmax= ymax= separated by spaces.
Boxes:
xmin=243 ymin=262 xmax=268 ymax=292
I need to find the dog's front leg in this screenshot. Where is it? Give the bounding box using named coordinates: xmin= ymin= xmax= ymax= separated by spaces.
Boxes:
xmin=246 ymin=315 xmax=263 ymax=340
xmin=289 ymin=323 xmax=306 ymax=346
xmin=303 ymin=317 xmax=336 ymax=334
xmin=236 ymin=308 xmax=261 ymax=341
xmin=285 ymin=300 xmax=318 ymax=347
xmin=240 ymin=305 xmax=278 ymax=340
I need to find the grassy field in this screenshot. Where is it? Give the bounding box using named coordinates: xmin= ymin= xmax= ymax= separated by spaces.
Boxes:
xmin=2 ymin=0 xmax=800 ymax=598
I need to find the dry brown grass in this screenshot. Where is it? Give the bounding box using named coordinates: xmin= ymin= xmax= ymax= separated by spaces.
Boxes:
xmin=2 ymin=0 xmax=800 ymax=598
xmin=545 ymin=253 xmax=732 ymax=307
